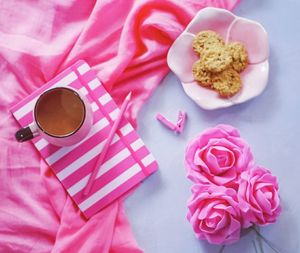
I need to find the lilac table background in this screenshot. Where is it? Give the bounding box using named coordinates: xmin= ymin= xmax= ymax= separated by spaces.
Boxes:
xmin=125 ymin=1 xmax=299 ymax=252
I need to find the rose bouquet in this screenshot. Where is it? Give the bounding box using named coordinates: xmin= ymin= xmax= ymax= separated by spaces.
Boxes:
xmin=185 ymin=124 xmax=281 ymax=249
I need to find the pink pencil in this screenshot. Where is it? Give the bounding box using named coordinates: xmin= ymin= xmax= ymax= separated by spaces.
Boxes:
xmin=83 ymin=92 xmax=132 ymax=195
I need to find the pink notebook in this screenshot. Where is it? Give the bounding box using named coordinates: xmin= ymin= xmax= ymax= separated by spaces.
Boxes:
xmin=11 ymin=60 xmax=158 ymax=218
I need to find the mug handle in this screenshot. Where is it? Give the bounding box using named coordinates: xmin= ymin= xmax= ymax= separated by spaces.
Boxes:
xmin=15 ymin=123 xmax=39 ymax=142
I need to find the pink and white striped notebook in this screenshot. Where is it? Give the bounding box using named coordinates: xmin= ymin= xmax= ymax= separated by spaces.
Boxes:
xmin=11 ymin=60 xmax=158 ymax=218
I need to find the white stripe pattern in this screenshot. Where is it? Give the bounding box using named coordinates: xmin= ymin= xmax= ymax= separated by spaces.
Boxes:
xmin=78 ymin=87 xmax=88 ymax=96
xmin=109 ymin=108 xmax=120 ymax=120
xmin=35 ymin=138 xmax=48 ymax=151
xmin=79 ymin=164 xmax=141 ymax=211
xmin=99 ymin=93 xmax=111 ymax=105
xmin=91 ymin=102 xmax=98 ymax=112
xmin=77 ymin=63 xmax=90 ymax=75
xmin=88 ymin=78 xmax=101 ymax=90
xmin=141 ymin=154 xmax=155 ymax=167
xmin=56 ymin=134 xmax=122 ymax=181
xmin=120 ymin=123 xmax=133 ymax=136
xmin=130 ymin=139 xmax=144 ymax=151
xmin=68 ymin=147 xmax=131 ymax=196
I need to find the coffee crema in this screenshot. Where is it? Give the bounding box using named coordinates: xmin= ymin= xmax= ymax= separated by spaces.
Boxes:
xmin=35 ymin=88 xmax=85 ymax=136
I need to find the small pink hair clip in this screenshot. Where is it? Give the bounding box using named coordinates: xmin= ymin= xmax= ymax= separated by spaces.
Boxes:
xmin=156 ymin=111 xmax=187 ymax=134
xmin=156 ymin=113 xmax=177 ymax=131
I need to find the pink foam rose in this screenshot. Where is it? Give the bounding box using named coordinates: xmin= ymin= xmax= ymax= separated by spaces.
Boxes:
xmin=238 ymin=165 xmax=281 ymax=228
xmin=185 ymin=124 xmax=254 ymax=188
xmin=187 ymin=185 xmax=242 ymax=245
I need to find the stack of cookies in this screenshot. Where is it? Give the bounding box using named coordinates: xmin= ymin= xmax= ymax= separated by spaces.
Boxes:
xmin=192 ymin=31 xmax=248 ymax=97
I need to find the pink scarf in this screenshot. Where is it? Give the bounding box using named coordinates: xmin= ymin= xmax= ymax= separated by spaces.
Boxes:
xmin=0 ymin=0 xmax=239 ymax=252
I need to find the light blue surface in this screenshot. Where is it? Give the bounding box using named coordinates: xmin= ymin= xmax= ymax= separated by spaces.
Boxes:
xmin=125 ymin=1 xmax=300 ymax=252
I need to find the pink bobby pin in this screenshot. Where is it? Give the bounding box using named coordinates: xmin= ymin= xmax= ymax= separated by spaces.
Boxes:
xmin=156 ymin=111 xmax=187 ymax=134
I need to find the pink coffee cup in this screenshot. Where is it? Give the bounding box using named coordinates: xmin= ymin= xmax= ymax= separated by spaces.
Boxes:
xmin=15 ymin=87 xmax=93 ymax=146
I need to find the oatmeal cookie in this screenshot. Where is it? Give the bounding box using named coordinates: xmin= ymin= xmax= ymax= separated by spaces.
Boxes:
xmin=212 ymin=68 xmax=241 ymax=97
xmin=192 ymin=60 xmax=212 ymax=87
xmin=201 ymin=46 xmax=232 ymax=73
xmin=192 ymin=31 xmax=224 ymax=55
xmin=226 ymin=42 xmax=248 ymax=72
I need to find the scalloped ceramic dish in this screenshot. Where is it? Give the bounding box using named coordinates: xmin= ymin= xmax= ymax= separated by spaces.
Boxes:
xmin=167 ymin=7 xmax=269 ymax=110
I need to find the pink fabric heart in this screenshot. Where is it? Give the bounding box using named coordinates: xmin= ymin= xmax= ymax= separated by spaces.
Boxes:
xmin=187 ymin=184 xmax=242 ymax=245
xmin=238 ymin=165 xmax=281 ymax=228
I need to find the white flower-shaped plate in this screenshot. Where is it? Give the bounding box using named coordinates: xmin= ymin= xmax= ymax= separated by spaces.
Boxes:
xmin=167 ymin=7 xmax=269 ymax=110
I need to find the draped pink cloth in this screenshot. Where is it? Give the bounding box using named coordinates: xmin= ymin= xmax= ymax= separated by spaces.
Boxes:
xmin=0 ymin=0 xmax=239 ymax=252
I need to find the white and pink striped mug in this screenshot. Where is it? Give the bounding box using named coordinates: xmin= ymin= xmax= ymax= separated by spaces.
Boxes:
xmin=15 ymin=87 xmax=93 ymax=146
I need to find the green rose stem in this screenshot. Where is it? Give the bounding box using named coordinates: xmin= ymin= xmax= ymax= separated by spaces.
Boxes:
xmin=254 ymin=226 xmax=264 ymax=253
xmin=252 ymin=226 xmax=281 ymax=253
xmin=252 ymin=239 xmax=259 ymax=253
xmin=218 ymin=245 xmax=225 ymax=253
xmin=217 ymin=226 xmax=282 ymax=253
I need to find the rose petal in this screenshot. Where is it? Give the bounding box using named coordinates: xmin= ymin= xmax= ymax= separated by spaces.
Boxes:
xmin=190 ymin=210 xmax=202 ymax=233
xmin=227 ymin=18 xmax=269 ymax=64
xmin=207 ymin=138 xmax=240 ymax=150
xmin=224 ymin=217 xmax=241 ymax=244
xmin=204 ymin=147 xmax=223 ymax=174
xmin=272 ymin=193 xmax=280 ymax=209
xmin=190 ymin=184 xmax=210 ymax=196
xmin=260 ymin=173 xmax=277 ymax=187
xmin=200 ymin=220 xmax=215 ymax=233
xmin=198 ymin=126 xmax=240 ymax=148
xmin=208 ymin=211 xmax=222 ymax=219
xmin=249 ymin=190 xmax=262 ymax=212
xmin=186 ymin=7 xmax=235 ymax=40
xmin=213 ymin=203 xmax=228 ymax=210
xmin=217 ymin=124 xmax=241 ymax=137
xmin=257 ymin=182 xmax=274 ymax=190
xmin=206 ymin=217 xmax=219 ymax=228
xmin=206 ymin=146 xmax=235 ymax=175
xmin=256 ymin=189 xmax=272 ymax=214
xmin=167 ymin=32 xmax=198 ymax=83
xmin=211 ymin=146 xmax=235 ymax=168
xmin=195 ymin=232 xmax=206 ymax=240
xmin=193 ymin=149 xmax=208 ymax=168
xmin=198 ymin=200 xmax=223 ymax=219
xmin=264 ymin=191 xmax=273 ymax=200
xmin=213 ymin=167 xmax=236 ymax=185
xmin=215 ymin=213 xmax=228 ymax=230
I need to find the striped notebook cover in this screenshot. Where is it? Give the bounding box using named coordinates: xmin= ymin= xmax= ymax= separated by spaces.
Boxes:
xmin=11 ymin=60 xmax=158 ymax=218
